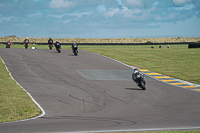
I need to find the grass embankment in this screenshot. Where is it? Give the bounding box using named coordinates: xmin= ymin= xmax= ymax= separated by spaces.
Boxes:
xmin=0 ymin=59 xmax=41 ymax=123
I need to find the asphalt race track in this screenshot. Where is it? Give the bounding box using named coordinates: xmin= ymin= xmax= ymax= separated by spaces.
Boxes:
xmin=1 ymin=48 xmax=200 ymax=133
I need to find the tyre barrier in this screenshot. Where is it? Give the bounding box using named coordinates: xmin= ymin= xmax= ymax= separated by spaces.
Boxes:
xmin=188 ymin=42 xmax=200 ymax=48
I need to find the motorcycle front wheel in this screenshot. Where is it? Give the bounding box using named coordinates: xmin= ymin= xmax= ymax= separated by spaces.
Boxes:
xmin=140 ymin=80 xmax=146 ymax=90
xmin=74 ymin=50 xmax=78 ymax=56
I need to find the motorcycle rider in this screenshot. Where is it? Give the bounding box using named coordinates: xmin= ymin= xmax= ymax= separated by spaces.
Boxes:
xmin=132 ymin=68 xmax=146 ymax=90
xmin=132 ymin=68 xmax=139 ymax=82
xmin=48 ymin=37 xmax=54 ymax=49
xmin=72 ymin=42 xmax=78 ymax=51
xmin=6 ymin=40 xmax=11 ymax=48
xmin=48 ymin=37 xmax=53 ymax=45
xmin=24 ymin=37 xmax=29 ymax=48
xmin=54 ymin=40 xmax=61 ymax=49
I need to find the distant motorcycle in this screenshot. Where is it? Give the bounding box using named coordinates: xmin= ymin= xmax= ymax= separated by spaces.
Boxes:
xmin=24 ymin=43 xmax=29 ymax=49
xmin=72 ymin=43 xmax=78 ymax=56
xmin=48 ymin=39 xmax=53 ymax=50
xmin=132 ymin=69 xmax=146 ymax=90
xmin=6 ymin=41 xmax=11 ymax=48
xmin=24 ymin=38 xmax=29 ymax=49
xmin=55 ymin=41 xmax=61 ymax=53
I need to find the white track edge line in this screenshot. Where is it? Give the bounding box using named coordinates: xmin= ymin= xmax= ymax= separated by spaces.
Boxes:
xmin=0 ymin=57 xmax=45 ymax=124
xmin=67 ymin=126 xmax=200 ymax=133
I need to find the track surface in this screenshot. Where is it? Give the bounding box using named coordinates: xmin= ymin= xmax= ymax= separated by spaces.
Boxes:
xmin=1 ymin=48 xmax=200 ymax=133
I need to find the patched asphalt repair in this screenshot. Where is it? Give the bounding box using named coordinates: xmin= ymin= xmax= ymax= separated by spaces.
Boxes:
xmin=76 ymin=68 xmax=200 ymax=93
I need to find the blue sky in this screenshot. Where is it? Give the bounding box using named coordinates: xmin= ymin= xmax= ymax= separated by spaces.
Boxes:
xmin=0 ymin=0 xmax=199 ymax=38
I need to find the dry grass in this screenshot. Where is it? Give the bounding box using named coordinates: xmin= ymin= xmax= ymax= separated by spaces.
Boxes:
xmin=0 ymin=37 xmax=200 ymax=43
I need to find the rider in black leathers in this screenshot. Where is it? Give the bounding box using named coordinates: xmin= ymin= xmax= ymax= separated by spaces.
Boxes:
xmin=24 ymin=38 xmax=29 ymax=44
xmin=24 ymin=38 xmax=29 ymax=48
xmin=132 ymin=68 xmax=139 ymax=82
xmin=48 ymin=37 xmax=53 ymax=45
xmin=54 ymin=40 xmax=61 ymax=49
xmin=6 ymin=40 xmax=11 ymax=48
xmin=48 ymin=37 xmax=54 ymax=49
xmin=72 ymin=42 xmax=78 ymax=51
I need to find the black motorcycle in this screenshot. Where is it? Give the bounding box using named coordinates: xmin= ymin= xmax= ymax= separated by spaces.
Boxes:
xmin=72 ymin=43 xmax=78 ymax=56
xmin=6 ymin=41 xmax=11 ymax=48
xmin=25 ymin=44 xmax=29 ymax=49
xmin=24 ymin=39 xmax=29 ymax=49
xmin=132 ymin=71 xmax=146 ymax=90
xmin=55 ymin=42 xmax=61 ymax=53
xmin=48 ymin=40 xmax=53 ymax=50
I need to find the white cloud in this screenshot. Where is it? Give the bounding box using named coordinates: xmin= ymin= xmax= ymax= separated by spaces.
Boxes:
xmin=49 ymin=13 xmax=66 ymax=18
xmin=29 ymin=13 xmax=43 ymax=18
xmin=63 ymin=19 xmax=71 ymax=23
xmin=171 ymin=3 xmax=195 ymax=10
xmin=97 ymin=5 xmax=107 ymax=13
xmin=103 ymin=8 xmax=120 ymax=18
xmin=48 ymin=0 xmax=75 ymax=9
xmin=124 ymin=0 xmax=144 ymax=8
xmin=0 ymin=16 xmax=13 ymax=23
xmin=68 ymin=12 xmax=92 ymax=18
xmin=116 ymin=0 xmax=123 ymax=6
xmin=15 ymin=23 xmax=29 ymax=27
xmin=173 ymin=0 xmax=193 ymax=6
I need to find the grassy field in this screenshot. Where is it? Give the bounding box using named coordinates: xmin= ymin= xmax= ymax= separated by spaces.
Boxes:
xmin=0 ymin=58 xmax=41 ymax=123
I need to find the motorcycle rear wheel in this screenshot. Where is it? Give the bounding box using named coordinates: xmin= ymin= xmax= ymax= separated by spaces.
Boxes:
xmin=57 ymin=48 xmax=61 ymax=53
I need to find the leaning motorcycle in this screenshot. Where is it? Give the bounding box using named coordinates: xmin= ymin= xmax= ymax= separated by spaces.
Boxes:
xmin=55 ymin=43 xmax=61 ymax=53
xmin=72 ymin=43 xmax=78 ymax=56
xmin=132 ymin=72 xmax=146 ymax=90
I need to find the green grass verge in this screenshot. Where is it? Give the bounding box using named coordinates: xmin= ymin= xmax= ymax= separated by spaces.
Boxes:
xmin=80 ymin=44 xmax=200 ymax=85
xmin=0 ymin=58 xmax=41 ymax=123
